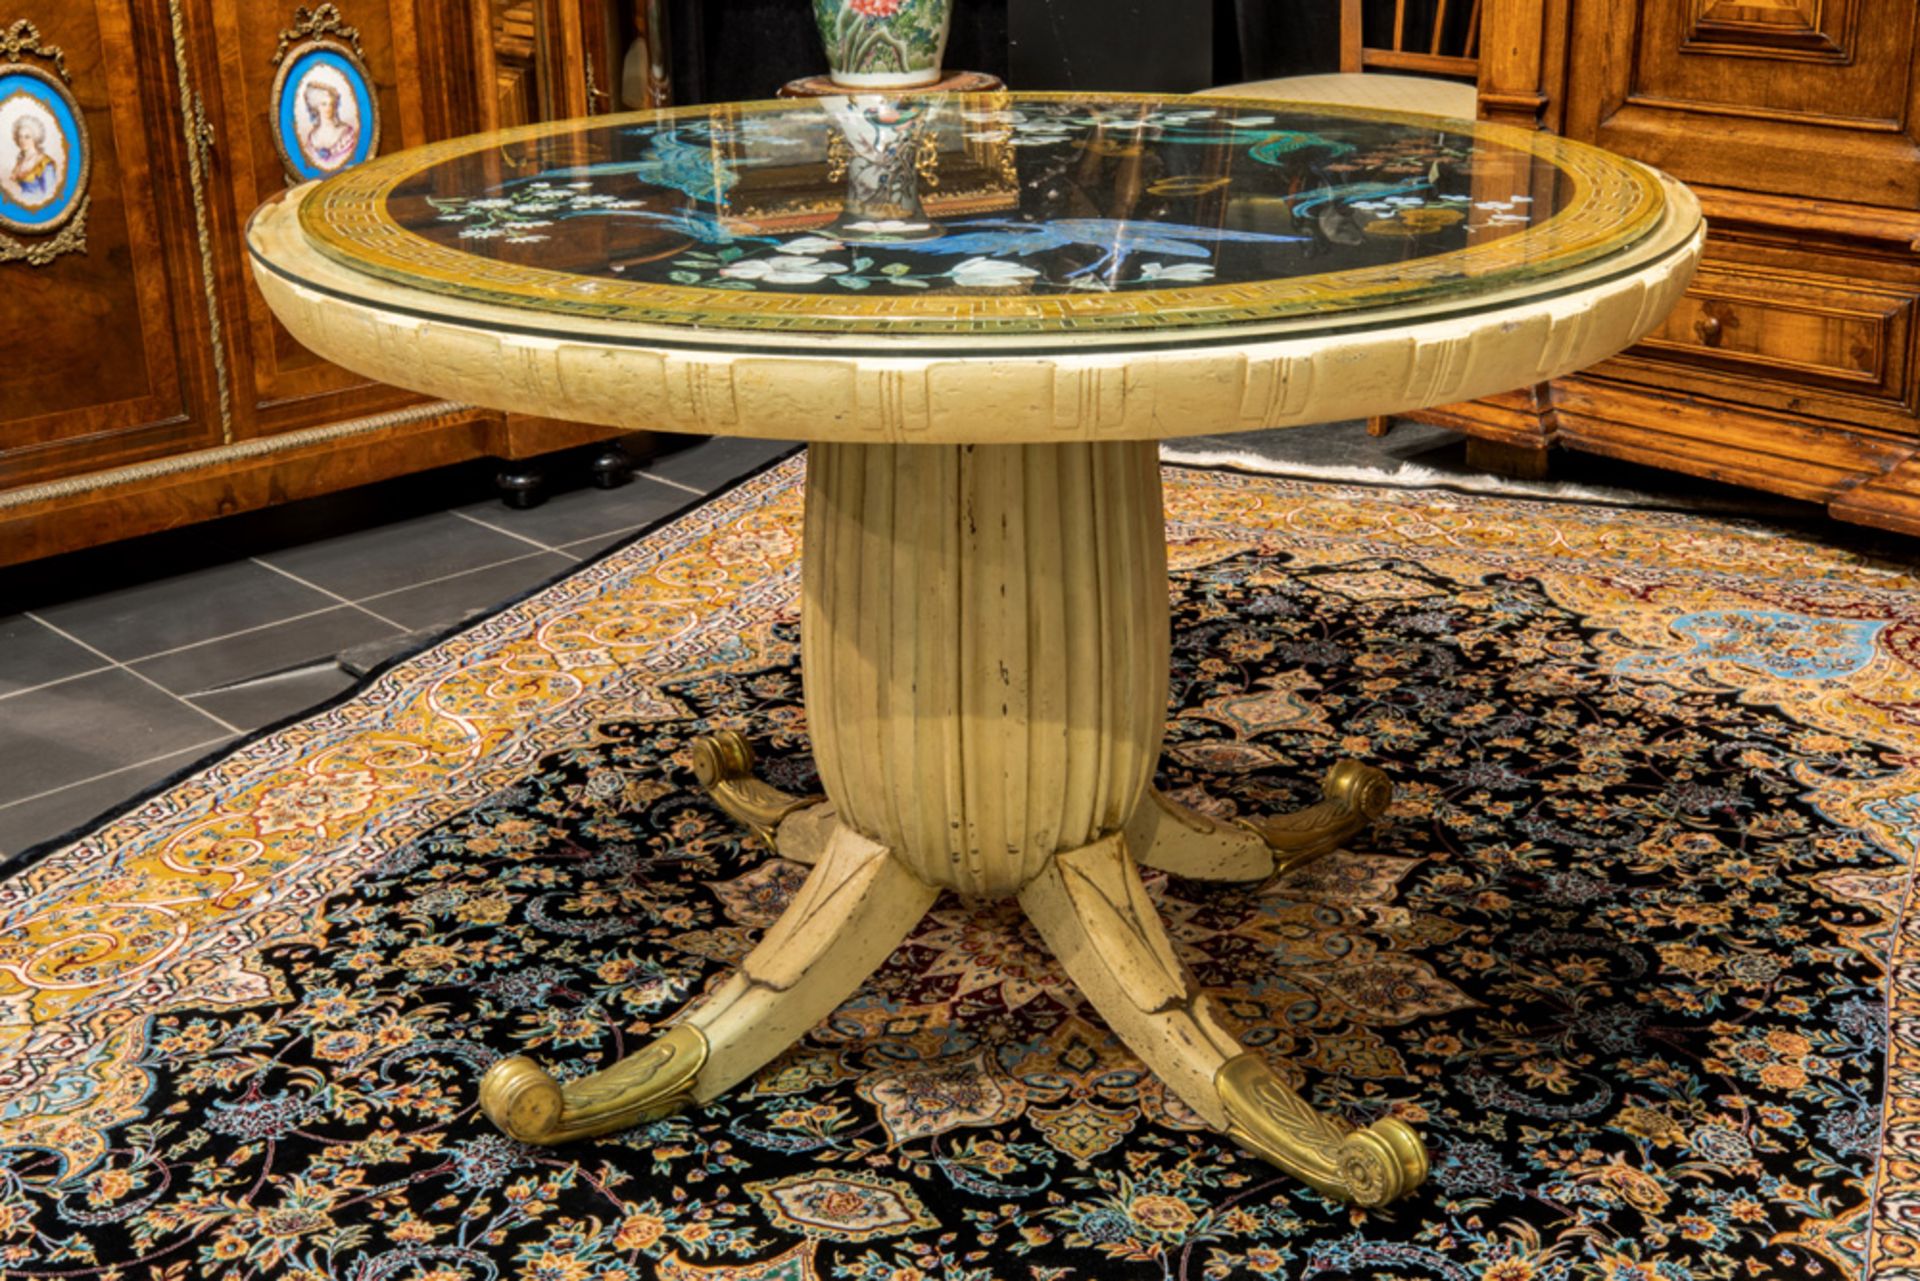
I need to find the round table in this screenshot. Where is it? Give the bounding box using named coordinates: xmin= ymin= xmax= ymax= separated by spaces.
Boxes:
xmin=247 ymin=91 xmax=1703 ymax=1207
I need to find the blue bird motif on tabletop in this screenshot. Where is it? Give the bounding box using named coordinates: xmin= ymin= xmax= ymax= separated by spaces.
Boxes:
xmin=515 ymin=129 xmax=746 ymax=206
xmin=1248 ymin=130 xmax=1357 ymax=165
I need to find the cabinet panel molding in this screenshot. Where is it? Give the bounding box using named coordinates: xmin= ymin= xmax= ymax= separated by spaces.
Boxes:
xmin=1407 ymin=0 xmax=1920 ymax=537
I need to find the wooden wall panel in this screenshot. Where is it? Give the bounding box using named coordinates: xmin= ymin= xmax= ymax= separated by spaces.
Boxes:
xmin=1565 ymin=1 xmax=1920 ymax=205
xmin=0 ymin=0 xmax=221 ymax=490
xmin=202 ymin=0 xmax=432 ymax=437
xmin=1411 ymin=1 xmax=1920 ymax=538
xmin=0 ymin=0 xmax=643 ymax=563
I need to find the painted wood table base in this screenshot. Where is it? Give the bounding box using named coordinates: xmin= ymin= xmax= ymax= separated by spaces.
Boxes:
xmin=479 ymin=439 xmax=1428 ymax=1206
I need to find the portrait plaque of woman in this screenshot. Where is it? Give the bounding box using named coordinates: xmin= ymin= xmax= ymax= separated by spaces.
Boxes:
xmin=272 ymin=40 xmax=380 ymax=183
xmin=0 ymin=62 xmax=88 ymax=236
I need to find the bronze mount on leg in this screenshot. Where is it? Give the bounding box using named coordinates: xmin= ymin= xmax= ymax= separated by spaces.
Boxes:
xmin=689 ymin=730 xmax=822 ymax=851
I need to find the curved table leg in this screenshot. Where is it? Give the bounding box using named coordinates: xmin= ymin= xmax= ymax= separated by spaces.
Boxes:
xmin=690 ymin=730 xmax=825 ymax=854
xmin=1130 ymin=760 xmax=1395 ymax=883
xmin=690 ymin=729 xmax=835 ymax=867
xmin=702 ymin=746 xmax=1393 ymax=881
xmin=480 ymin=823 xmax=935 ymax=1143
xmin=1018 ymin=832 xmax=1428 ymax=1207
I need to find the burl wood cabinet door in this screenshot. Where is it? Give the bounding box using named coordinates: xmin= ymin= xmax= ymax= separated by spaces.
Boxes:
xmin=0 ymin=1 xmax=224 ymax=490
xmin=200 ymin=0 xmax=433 ymax=438
xmin=1564 ymin=0 xmax=1920 ymax=207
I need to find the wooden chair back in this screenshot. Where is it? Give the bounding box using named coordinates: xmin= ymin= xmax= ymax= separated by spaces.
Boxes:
xmin=1339 ymin=0 xmax=1482 ymax=80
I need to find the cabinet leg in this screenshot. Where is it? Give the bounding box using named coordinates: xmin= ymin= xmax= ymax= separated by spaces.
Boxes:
xmin=1465 ymin=437 xmax=1553 ymax=481
xmin=591 ymin=444 xmax=634 ymax=489
xmin=495 ymin=464 xmax=547 ymax=509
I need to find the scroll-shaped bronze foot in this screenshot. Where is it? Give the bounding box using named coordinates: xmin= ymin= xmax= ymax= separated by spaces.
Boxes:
xmin=689 ymin=730 xmax=822 ymax=852
xmin=479 ymin=1024 xmax=707 ymax=1144
xmin=1216 ymin=1052 xmax=1429 ymax=1207
xmin=1238 ymin=759 xmax=1393 ymax=877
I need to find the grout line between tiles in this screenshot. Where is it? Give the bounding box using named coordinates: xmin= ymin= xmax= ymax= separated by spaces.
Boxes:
xmin=449 ymin=509 xmax=565 ymax=555
xmin=0 ymin=663 xmax=117 ymax=706
xmin=4 ymin=599 xmax=376 ymax=706
xmin=354 ymin=549 xmax=564 ymax=605
xmin=637 ymin=471 xmax=706 ymax=497
xmin=251 ymin=558 xmax=410 ymax=631
xmin=122 ymin=603 xmax=353 ymax=667
xmin=23 ymin=613 xmax=245 ymax=737
xmin=0 ymin=734 xmax=232 ymax=812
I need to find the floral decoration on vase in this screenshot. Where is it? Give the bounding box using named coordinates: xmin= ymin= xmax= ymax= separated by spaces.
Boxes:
xmin=812 ymin=0 xmax=953 ymax=89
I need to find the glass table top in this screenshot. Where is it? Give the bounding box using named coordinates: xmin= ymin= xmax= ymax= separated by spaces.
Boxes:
xmin=284 ymin=92 xmax=1671 ymax=341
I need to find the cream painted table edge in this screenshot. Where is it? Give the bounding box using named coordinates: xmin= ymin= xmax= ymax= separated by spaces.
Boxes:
xmin=248 ymin=177 xmax=1704 ymax=1209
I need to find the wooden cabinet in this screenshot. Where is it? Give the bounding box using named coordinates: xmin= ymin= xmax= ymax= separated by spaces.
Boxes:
xmin=1420 ymin=0 xmax=1920 ymax=535
xmin=0 ymin=0 xmax=646 ymax=568
xmin=0 ymin=2 xmax=224 ymax=493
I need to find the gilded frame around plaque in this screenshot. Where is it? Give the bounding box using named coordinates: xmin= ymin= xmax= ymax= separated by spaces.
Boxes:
xmin=270 ymin=5 xmax=381 ymax=184
xmin=0 ymin=21 xmax=91 ymax=264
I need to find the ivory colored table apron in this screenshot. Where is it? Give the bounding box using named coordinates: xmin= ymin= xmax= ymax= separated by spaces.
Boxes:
xmin=247 ymin=91 xmax=1703 ymax=1207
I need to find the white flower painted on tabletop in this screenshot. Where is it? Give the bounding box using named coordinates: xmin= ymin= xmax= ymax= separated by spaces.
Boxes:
xmin=842 ymin=219 xmax=931 ymax=234
xmin=718 ymin=255 xmax=850 ymax=285
xmin=949 ymin=256 xmax=1041 ymax=288
xmin=1135 ymin=262 xmax=1214 ymax=283
xmin=783 ymin=235 xmax=847 ymax=254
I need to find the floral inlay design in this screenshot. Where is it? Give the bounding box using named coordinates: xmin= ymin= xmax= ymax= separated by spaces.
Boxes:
xmin=293 ymin=92 xmax=1668 ymax=335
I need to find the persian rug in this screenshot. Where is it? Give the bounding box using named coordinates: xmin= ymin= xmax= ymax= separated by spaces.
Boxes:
xmin=6 ymin=456 xmax=1920 ymax=1281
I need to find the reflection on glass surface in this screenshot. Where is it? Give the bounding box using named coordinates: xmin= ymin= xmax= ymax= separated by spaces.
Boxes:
xmin=293 ymin=93 xmax=1666 ymax=336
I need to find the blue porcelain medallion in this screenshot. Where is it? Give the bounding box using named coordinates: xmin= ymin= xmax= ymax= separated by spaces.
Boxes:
xmin=0 ymin=63 xmax=88 ymax=236
xmin=273 ymin=41 xmax=379 ymax=182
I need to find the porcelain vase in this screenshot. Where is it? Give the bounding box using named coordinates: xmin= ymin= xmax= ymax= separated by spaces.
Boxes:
xmin=820 ymin=95 xmax=943 ymax=243
xmin=812 ymin=0 xmax=953 ymax=90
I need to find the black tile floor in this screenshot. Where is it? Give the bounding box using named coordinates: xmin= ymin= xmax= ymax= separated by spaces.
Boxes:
xmin=2 ymin=419 xmax=1901 ymax=861
xmin=0 ymin=434 xmax=797 ymax=857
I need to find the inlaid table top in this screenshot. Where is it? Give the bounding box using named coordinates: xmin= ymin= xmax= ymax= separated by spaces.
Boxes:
xmin=247 ymin=91 xmax=1704 ymax=443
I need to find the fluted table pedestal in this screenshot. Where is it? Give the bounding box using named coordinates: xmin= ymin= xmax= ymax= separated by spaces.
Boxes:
xmin=480 ymin=439 xmax=1426 ymax=1206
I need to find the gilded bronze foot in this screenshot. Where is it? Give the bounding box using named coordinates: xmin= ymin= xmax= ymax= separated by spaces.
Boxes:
xmin=689 ymin=730 xmax=824 ymax=853
xmin=480 ymin=1025 xmax=707 ymax=1143
xmin=1239 ymin=759 xmax=1394 ymax=877
xmin=1217 ymin=1053 xmax=1429 ymax=1206
xmin=1132 ymin=760 xmax=1394 ymax=883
